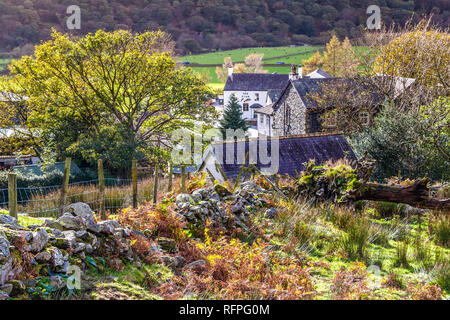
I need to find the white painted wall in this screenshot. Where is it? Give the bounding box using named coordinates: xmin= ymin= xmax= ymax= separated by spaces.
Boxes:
xmin=223 ymin=90 xmax=267 ymax=120
xmin=256 ymin=113 xmax=273 ymax=137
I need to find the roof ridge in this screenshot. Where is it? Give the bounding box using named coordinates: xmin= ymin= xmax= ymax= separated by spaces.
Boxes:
xmin=212 ymin=131 xmax=345 ymax=144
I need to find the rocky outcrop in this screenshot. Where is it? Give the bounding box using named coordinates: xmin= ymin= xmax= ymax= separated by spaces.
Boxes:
xmin=0 ymin=202 xmax=134 ymax=300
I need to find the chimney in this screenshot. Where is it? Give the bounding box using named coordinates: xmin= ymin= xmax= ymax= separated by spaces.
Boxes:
xmin=289 ymin=64 xmax=298 ymax=80
xmin=228 ymin=66 xmax=233 ymax=77
xmin=298 ymin=65 xmax=303 ymax=78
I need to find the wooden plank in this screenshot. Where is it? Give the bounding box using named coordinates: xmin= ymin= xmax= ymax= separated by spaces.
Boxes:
xmin=58 ymin=158 xmax=71 ymax=216
xmin=153 ymin=164 xmax=159 ymax=205
xmin=132 ymin=159 xmax=137 ymax=208
xmin=8 ymin=173 xmax=17 ymax=218
xmin=98 ymin=159 xmax=105 ymax=220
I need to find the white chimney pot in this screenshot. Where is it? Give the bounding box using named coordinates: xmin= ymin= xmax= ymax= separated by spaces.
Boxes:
xmin=298 ymin=66 xmax=303 ymax=78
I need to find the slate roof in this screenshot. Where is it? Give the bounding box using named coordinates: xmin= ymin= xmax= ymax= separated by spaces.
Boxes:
xmin=290 ymin=78 xmax=339 ymax=109
xmin=267 ymin=89 xmax=283 ymax=103
xmin=307 ymin=69 xmax=332 ymax=79
xmin=254 ymin=104 xmax=273 ymax=115
xmin=211 ymin=133 xmax=356 ymax=178
xmin=272 ymin=78 xmax=378 ymax=112
xmin=224 ymin=73 xmax=289 ymax=91
xmin=13 ymin=161 xmax=83 ymax=177
xmin=250 ymin=103 xmax=263 ymax=109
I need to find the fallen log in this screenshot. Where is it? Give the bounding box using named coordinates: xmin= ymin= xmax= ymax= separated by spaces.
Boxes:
xmin=347 ymin=178 xmax=450 ymax=212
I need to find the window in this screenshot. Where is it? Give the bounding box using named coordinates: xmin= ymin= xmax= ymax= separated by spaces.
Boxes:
xmin=260 ymin=114 xmax=264 ymax=124
xmin=255 ymin=93 xmax=259 ymax=101
xmin=266 ymin=115 xmax=270 ymax=125
xmin=243 ymin=103 xmax=249 ymax=112
xmin=359 ymin=111 xmax=370 ymax=126
xmin=323 ymin=112 xmax=337 ymax=128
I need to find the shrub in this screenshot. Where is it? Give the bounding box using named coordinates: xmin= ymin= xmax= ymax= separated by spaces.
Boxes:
xmin=381 ymin=272 xmax=405 ymax=290
xmin=329 ymin=206 xmax=356 ymax=230
xmin=331 ymin=263 xmax=372 ymax=300
xmin=338 ymin=216 xmax=371 ymax=259
xmin=408 ymin=283 xmax=442 ymax=300
xmin=161 ymin=230 xmax=315 ymax=300
xmin=373 ymin=201 xmax=403 ymax=218
xmin=395 ymin=240 xmax=409 ymax=268
xmin=296 ymin=161 xmax=359 ymax=204
xmin=428 ymin=214 xmax=449 ymax=248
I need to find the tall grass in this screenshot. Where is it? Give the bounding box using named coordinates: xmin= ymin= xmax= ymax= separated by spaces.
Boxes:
xmin=428 ymin=214 xmax=449 ymax=248
xmin=16 ymin=177 xmax=176 ymax=217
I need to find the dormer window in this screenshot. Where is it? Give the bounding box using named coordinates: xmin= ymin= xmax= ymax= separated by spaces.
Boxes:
xmin=359 ymin=111 xmax=370 ymax=126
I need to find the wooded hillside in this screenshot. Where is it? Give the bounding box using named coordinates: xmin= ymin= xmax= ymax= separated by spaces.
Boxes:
xmin=0 ymin=0 xmax=448 ymax=55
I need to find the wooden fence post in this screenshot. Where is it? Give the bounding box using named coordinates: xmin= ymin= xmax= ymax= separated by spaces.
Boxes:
xmin=59 ymin=157 xmax=71 ymax=216
xmin=167 ymin=163 xmax=173 ymax=192
xmin=98 ymin=159 xmax=105 ymax=220
xmin=234 ymin=152 xmax=249 ymax=191
xmin=153 ymin=164 xmax=159 ymax=205
xmin=181 ymin=165 xmax=186 ymax=193
xmin=132 ymin=159 xmax=137 ymax=209
xmin=8 ymin=173 xmax=17 ymax=219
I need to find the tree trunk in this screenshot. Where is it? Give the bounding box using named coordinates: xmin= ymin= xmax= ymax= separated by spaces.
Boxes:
xmin=348 ymin=178 xmax=450 ymax=212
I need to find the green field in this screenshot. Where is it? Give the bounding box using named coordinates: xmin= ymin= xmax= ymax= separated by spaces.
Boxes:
xmin=181 ymin=46 xmax=324 ymax=88
xmin=0 ymin=58 xmax=11 ymax=71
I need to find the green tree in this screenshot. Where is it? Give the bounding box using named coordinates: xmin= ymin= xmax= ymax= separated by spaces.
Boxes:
xmin=351 ymin=103 xmax=449 ymax=181
xmin=219 ymin=94 xmax=249 ymax=138
xmin=3 ymin=29 xmax=214 ymax=172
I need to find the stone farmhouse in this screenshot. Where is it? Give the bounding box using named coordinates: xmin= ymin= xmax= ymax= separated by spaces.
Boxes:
xmin=223 ymin=65 xmax=331 ymax=127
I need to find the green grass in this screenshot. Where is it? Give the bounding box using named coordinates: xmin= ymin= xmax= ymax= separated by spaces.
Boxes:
xmin=0 ymin=58 xmax=11 ymax=71
xmin=181 ymin=46 xmax=322 ymax=64
xmin=182 ymin=46 xmax=322 ymax=84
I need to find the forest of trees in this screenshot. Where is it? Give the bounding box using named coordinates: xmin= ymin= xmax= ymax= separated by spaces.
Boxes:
xmin=0 ymin=0 xmax=448 ymax=55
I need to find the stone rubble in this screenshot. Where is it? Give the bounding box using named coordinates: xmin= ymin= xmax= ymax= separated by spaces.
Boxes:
xmin=0 ymin=202 xmax=133 ymax=299
xmin=175 ymin=181 xmax=270 ymax=231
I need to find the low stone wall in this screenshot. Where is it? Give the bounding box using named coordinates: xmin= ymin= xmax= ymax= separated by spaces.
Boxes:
xmin=0 ymin=203 xmax=133 ymax=300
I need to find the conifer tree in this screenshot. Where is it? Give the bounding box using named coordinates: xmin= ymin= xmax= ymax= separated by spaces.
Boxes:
xmin=219 ymin=94 xmax=249 ymax=138
xmin=303 ymin=51 xmax=324 ymax=74
xmin=322 ymin=35 xmax=343 ymax=77
xmin=340 ymin=37 xmax=359 ymax=77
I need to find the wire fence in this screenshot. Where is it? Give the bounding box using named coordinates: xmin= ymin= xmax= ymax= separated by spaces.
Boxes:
xmin=0 ymin=176 xmax=165 ymax=218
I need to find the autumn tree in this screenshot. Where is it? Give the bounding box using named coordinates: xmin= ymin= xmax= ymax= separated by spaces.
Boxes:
xmin=2 ymin=30 xmax=214 ymax=171
xmin=244 ymin=53 xmax=267 ymax=73
xmin=302 ymin=51 xmax=323 ymax=74
xmin=215 ymin=54 xmax=267 ymax=83
xmin=340 ymin=37 xmax=359 ymax=77
xmin=322 ymin=35 xmax=343 ymax=77
xmin=322 ymin=35 xmax=359 ymax=77
xmin=372 ymin=23 xmax=449 ymax=88
xmin=216 ymin=57 xmax=233 ymax=82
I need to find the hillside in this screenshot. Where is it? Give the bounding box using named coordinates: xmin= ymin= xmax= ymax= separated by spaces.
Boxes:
xmin=181 ymin=45 xmax=323 ymax=84
xmin=0 ymin=0 xmax=448 ymax=55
